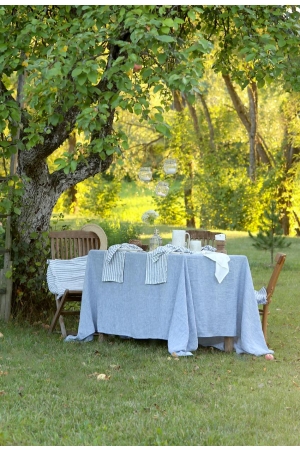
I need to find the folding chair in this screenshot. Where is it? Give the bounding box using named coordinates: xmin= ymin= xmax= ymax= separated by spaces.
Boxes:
xmin=257 ymin=252 xmax=286 ymax=342
xmin=48 ymin=229 xmax=103 ymax=337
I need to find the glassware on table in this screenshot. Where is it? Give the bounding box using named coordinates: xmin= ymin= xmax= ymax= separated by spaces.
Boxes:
xmin=190 ymin=239 xmax=202 ymax=252
xmin=215 ymin=234 xmax=226 ymax=253
xmin=149 ymin=228 xmax=162 ymax=251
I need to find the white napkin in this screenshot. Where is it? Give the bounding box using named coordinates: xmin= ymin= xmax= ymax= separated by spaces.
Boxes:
xmin=201 ymin=251 xmax=230 ymax=283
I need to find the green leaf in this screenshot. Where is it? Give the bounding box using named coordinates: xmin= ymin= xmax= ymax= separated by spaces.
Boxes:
xmin=153 ymin=84 xmax=163 ymax=93
xmin=245 ymin=53 xmax=256 ymax=62
xmin=157 ymin=53 xmax=167 ymax=64
xmin=77 ymin=73 xmax=87 ymax=86
xmin=163 ymin=18 xmax=174 ymax=27
xmin=49 ymin=114 xmax=60 ymax=126
xmin=257 ymin=78 xmax=265 ymax=88
xmin=72 ymin=67 xmax=83 ymax=78
xmin=156 ymin=35 xmax=175 ymax=43
xmin=13 ymin=207 xmax=21 ymax=215
xmin=155 ymin=123 xmax=170 ymax=137
xmin=133 ymin=103 xmax=142 ymax=114
xmin=87 ymin=70 xmax=98 ymax=84
xmin=5 ymin=269 xmax=12 ymax=279
xmin=70 ymin=160 xmax=77 ymax=172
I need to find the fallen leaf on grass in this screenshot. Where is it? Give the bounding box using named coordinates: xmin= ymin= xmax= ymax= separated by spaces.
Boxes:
xmin=0 ymin=332 xmax=3 ymax=338
xmin=109 ymin=364 xmax=121 ymax=370
xmin=0 ymin=371 xmax=8 ymax=376
xmin=0 ymin=390 xmax=5 ymax=395
xmin=171 ymin=352 xmax=179 ymax=360
xmin=87 ymin=372 xmax=100 ymax=378
xmin=97 ymin=373 xmax=110 ymax=381
xmin=87 ymin=372 xmax=110 ymax=380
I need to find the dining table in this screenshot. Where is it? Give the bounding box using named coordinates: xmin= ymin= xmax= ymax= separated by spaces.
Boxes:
xmin=65 ymin=249 xmax=273 ymax=357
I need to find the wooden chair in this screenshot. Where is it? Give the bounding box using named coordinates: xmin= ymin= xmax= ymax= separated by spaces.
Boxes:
xmin=48 ymin=229 xmax=103 ymax=337
xmin=258 ymin=252 xmax=286 ymax=342
xmin=187 ymin=229 xmax=225 ymax=252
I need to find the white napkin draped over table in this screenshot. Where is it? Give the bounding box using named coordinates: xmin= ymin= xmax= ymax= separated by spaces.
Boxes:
xmin=201 ymin=250 xmax=230 ymax=283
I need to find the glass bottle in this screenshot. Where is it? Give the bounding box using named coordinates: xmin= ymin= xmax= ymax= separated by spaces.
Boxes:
xmin=149 ymin=228 xmax=162 ymax=251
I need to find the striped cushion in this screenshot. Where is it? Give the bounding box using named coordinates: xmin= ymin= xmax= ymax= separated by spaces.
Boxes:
xmin=47 ymin=255 xmax=88 ymax=298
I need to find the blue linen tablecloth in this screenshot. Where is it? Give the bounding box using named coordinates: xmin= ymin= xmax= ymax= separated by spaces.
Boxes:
xmin=65 ymin=250 xmax=272 ymax=357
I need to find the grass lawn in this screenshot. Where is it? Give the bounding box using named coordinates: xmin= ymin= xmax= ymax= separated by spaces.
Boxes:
xmin=1 ymin=232 xmax=300 ymax=445
xmin=2 ymin=182 xmax=300 ymax=445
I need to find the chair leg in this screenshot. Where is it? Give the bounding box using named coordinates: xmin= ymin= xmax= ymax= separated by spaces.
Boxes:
xmin=59 ymin=315 xmax=67 ymax=338
xmin=49 ymin=292 xmax=69 ymax=335
xmin=262 ymin=304 xmax=269 ymax=342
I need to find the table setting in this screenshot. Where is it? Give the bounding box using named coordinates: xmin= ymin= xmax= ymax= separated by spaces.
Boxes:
xmin=48 ymin=234 xmax=273 ymax=358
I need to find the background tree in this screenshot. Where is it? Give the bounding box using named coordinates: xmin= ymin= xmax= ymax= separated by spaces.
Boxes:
xmin=249 ymin=200 xmax=291 ymax=265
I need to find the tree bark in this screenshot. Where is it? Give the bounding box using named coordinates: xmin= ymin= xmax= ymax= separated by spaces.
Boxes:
xmin=68 ymin=133 xmax=78 ymax=214
xmin=222 ymin=74 xmax=273 ymax=166
xmin=172 ymin=90 xmax=197 ymax=228
xmin=197 ymin=93 xmax=216 ymax=153
xmin=247 ymin=83 xmax=257 ymax=181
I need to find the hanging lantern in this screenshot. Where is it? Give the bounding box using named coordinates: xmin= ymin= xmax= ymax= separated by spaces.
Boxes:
xmin=138 ymin=167 xmax=152 ymax=182
xmin=163 ymin=158 xmax=177 ymax=175
xmin=155 ymin=181 xmax=169 ymax=197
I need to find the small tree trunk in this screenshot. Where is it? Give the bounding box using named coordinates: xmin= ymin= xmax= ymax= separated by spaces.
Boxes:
xmin=197 ymin=93 xmax=216 ymax=153
xmin=184 ymin=161 xmax=196 ymax=228
xmin=247 ymin=83 xmax=257 ymax=181
xmin=68 ymin=133 xmax=78 ymax=214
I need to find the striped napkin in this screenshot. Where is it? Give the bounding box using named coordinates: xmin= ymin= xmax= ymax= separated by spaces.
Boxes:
xmin=145 ymin=244 xmax=192 ymax=285
xmin=102 ymin=243 xmax=143 ymax=283
xmin=255 ymin=286 xmax=267 ymax=304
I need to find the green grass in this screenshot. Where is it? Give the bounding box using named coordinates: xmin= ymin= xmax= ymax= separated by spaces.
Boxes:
xmin=1 ymin=233 xmax=300 ymax=445
xmin=2 ymin=182 xmax=300 ymax=445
